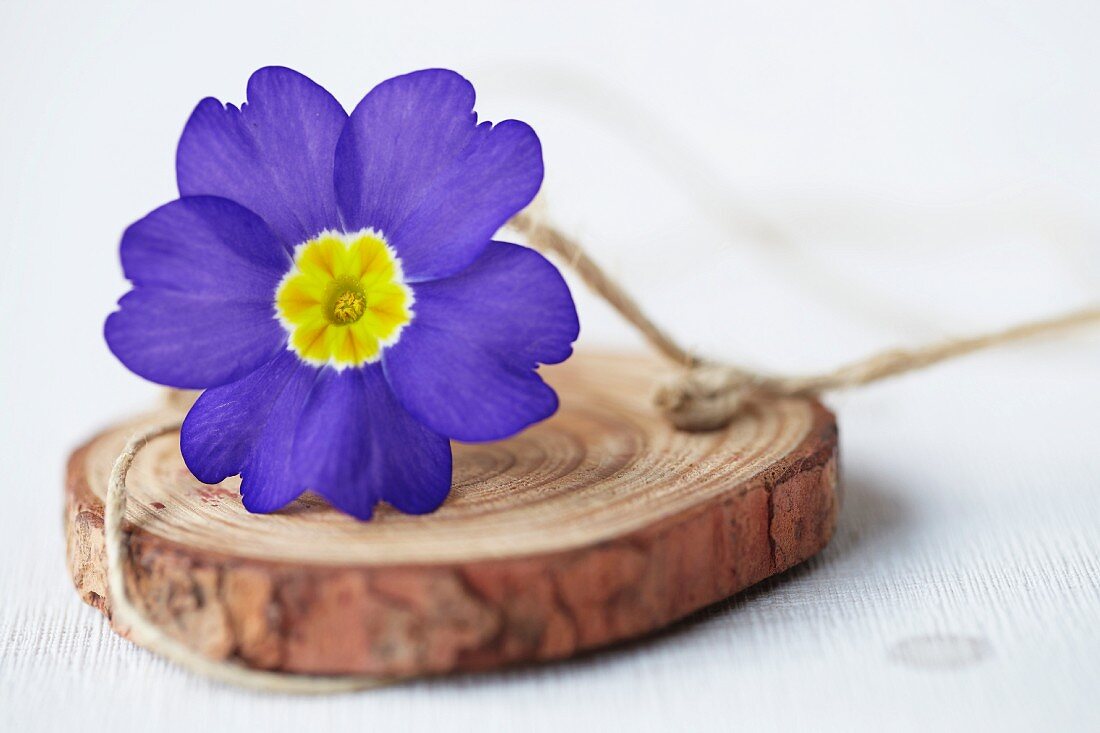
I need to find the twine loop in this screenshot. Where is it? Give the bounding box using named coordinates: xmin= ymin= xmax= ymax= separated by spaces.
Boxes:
xmin=106 ymin=422 xmax=391 ymax=693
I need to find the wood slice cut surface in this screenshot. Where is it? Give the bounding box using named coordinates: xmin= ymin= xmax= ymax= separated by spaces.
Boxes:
xmin=65 ymin=352 xmax=839 ymax=677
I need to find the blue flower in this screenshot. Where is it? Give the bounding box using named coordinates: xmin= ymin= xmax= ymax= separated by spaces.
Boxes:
xmin=105 ymin=67 xmax=579 ymax=520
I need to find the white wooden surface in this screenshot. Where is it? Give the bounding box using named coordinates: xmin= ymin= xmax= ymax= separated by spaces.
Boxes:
xmin=2 ymin=1 xmax=1098 ymax=731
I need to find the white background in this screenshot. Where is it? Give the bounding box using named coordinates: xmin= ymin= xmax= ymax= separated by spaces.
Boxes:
xmin=1 ymin=0 xmax=1098 ymax=730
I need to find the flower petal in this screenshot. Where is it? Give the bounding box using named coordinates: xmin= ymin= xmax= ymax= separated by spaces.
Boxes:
xmin=334 ymin=69 xmax=543 ymax=281
xmin=118 ymin=196 xmax=291 ymax=295
xmin=383 ymin=241 xmax=578 ymax=441
xmin=177 ymin=66 xmax=347 ymax=247
xmin=237 ymin=360 xmax=324 ymax=513
xmin=180 ymin=350 xmax=306 ymax=485
xmin=291 ymin=365 xmax=452 ymax=519
xmin=105 ymin=197 xmax=290 ymax=389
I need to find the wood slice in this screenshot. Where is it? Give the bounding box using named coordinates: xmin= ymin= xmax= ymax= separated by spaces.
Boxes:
xmin=65 ymin=351 xmax=839 ymax=677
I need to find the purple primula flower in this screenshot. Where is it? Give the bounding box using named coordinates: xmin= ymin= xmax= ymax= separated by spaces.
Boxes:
xmin=105 ymin=67 xmax=579 ymax=520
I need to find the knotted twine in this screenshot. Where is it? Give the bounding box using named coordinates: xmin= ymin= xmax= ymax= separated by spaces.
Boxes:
xmin=104 ymin=208 xmax=1099 ymax=693
xmin=509 ymin=210 xmax=1100 ymax=431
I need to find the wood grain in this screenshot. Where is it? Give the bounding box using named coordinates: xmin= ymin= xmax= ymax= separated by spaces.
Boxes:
xmin=64 ymin=352 xmax=839 ymax=677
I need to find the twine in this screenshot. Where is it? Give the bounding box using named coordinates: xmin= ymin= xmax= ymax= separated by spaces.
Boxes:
xmin=102 ymin=209 xmax=1099 ymax=692
xmin=510 ymin=210 xmax=1100 ymax=431
xmin=106 ymin=422 xmax=391 ymax=693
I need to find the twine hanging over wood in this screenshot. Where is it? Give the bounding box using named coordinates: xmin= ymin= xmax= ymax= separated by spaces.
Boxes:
xmin=102 ymin=208 xmax=1098 ymax=693
xmin=106 ymin=421 xmax=394 ymax=693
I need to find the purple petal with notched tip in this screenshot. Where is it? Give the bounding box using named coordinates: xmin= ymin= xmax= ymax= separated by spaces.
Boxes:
xmin=105 ymin=196 xmax=289 ymax=389
xmin=383 ymin=241 xmax=578 ymax=441
xmin=334 ymin=68 xmax=543 ymax=281
xmin=177 ymin=66 xmax=347 ymax=247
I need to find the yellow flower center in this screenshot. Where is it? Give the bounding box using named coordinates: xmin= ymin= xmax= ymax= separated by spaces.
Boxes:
xmin=328 ymin=281 xmax=367 ymax=324
xmin=275 ymin=230 xmax=412 ymax=368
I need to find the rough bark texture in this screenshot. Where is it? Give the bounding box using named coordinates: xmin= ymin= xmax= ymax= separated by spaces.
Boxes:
xmin=64 ymin=353 xmax=839 ymax=677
